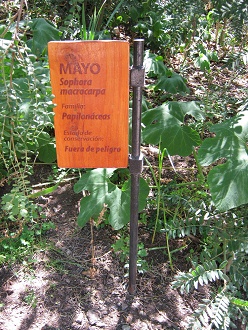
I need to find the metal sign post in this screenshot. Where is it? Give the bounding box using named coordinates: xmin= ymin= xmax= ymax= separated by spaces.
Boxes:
xmin=128 ymin=39 xmax=145 ymax=295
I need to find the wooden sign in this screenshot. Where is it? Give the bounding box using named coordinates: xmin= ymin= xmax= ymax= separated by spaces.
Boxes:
xmin=48 ymin=41 xmax=129 ymax=168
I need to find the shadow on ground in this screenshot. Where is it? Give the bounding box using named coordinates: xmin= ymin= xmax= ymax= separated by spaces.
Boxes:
xmin=0 ymin=182 xmax=202 ymax=330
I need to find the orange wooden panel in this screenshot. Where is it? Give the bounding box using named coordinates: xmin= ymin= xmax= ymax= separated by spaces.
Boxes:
xmin=48 ymin=41 xmax=129 ymax=168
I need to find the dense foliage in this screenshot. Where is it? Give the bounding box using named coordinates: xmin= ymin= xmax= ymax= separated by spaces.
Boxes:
xmin=0 ymin=1 xmax=247 ymax=328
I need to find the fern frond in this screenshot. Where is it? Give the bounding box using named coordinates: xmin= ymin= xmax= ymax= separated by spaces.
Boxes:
xmin=188 ymin=291 xmax=230 ymax=330
xmin=212 ymin=294 xmax=230 ymax=328
xmin=229 ymin=301 xmax=248 ymax=328
xmin=230 ymin=253 xmax=248 ymax=293
xmin=172 ymin=261 xmax=229 ymax=294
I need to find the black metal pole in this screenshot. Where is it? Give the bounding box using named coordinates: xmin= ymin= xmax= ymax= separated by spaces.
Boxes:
xmin=128 ymin=39 xmax=144 ymax=295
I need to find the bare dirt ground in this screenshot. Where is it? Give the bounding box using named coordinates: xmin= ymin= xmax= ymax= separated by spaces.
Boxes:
xmin=0 ymin=160 xmax=208 ymax=330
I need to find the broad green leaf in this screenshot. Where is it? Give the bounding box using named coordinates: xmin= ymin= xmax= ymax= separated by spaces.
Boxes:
xmin=107 ymin=185 xmax=130 ymax=229
xmin=143 ymin=50 xmax=167 ymax=77
xmin=198 ymin=111 xmax=248 ymax=165
xmin=195 ymin=53 xmax=210 ymax=71
xmin=198 ymin=111 xmax=248 ymax=211
xmin=129 ymin=6 xmax=140 ymax=21
xmin=20 ymin=209 xmax=28 ymax=218
xmin=36 ymin=132 xmax=51 ymax=147
xmin=155 ymin=72 xmax=190 ymax=94
xmin=207 ymin=158 xmax=248 ymax=211
xmin=122 ymin=177 xmax=150 ymax=212
xmin=77 ymin=183 xmax=115 ymax=227
xmin=142 ymin=101 xmax=203 ymax=156
xmin=74 ymin=168 xmax=115 ymax=193
xmin=74 ymin=169 xmax=149 ymax=229
xmin=164 ymin=125 xmax=201 ymax=156
xmin=27 ymin=18 xmax=60 ymax=56
xmin=143 ymin=51 xmax=189 ymax=94
xmin=74 ymin=169 xmax=115 ymax=226
xmin=38 ymin=143 xmax=56 ymax=163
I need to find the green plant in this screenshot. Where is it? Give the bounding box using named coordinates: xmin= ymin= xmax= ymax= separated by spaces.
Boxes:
xmin=211 ymin=0 xmax=248 ymax=45
xmin=23 ymin=290 xmax=38 ymax=308
xmin=119 ymin=0 xmax=210 ymax=54
xmin=112 ymin=234 xmax=148 ymax=274
xmin=142 ymin=101 xmax=204 ymax=156
xmin=0 ymin=5 xmax=60 ymax=262
xmin=172 ymin=262 xmax=248 ymax=329
xmin=144 ymin=51 xmax=190 ymax=97
xmin=144 ymin=144 xmax=175 ymax=268
xmin=141 ymin=85 xmax=248 ymax=212
xmin=74 ymin=168 xmax=149 ymax=230
xmin=129 ymin=2 xmax=171 ymax=52
xmin=80 ymin=0 xmax=107 ymax=40
xmin=140 ymin=103 xmax=248 ymax=326
xmin=26 ymin=18 xmax=61 ymax=56
xmin=194 ymin=44 xmax=219 ymax=73
xmin=172 ymin=260 xmax=229 ymax=293
xmin=140 ymin=46 xmax=248 ymax=327
xmin=62 ymin=0 xmax=124 ymax=40
xmin=189 ymin=290 xmax=239 ymax=329
xmin=0 ymin=211 xmax=55 ymax=265
xmin=198 ymin=109 xmax=248 ymax=211
xmin=1 ymin=0 xmax=247 ymax=323
xmin=169 ymin=199 xmax=248 ymax=328
xmin=112 ymin=235 xmax=129 ymax=263
xmin=0 ymin=16 xmax=59 ymax=174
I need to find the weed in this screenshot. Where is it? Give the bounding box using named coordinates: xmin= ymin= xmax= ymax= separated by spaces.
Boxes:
xmin=112 ymin=234 xmax=148 ymax=274
xmin=23 ymin=290 xmax=37 ymax=308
